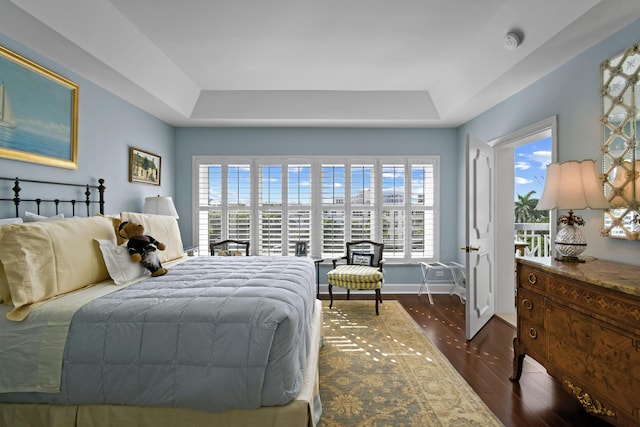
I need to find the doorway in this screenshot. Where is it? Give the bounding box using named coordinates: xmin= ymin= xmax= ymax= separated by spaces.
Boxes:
xmin=489 ymin=117 xmax=557 ymax=320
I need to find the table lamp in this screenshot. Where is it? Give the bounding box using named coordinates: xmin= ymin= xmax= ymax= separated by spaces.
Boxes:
xmin=143 ymin=195 xmax=179 ymax=218
xmin=535 ymin=160 xmax=609 ymax=262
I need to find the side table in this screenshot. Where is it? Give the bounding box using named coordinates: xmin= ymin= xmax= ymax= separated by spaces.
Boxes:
xmin=311 ymin=258 xmax=323 ymax=298
xmin=184 ymin=246 xmax=200 ymax=257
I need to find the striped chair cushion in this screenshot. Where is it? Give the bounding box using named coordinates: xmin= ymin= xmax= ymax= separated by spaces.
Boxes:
xmin=327 ymin=265 xmax=383 ymax=290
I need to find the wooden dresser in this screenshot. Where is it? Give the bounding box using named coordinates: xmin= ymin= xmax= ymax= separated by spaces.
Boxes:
xmin=511 ymin=257 xmax=640 ymax=427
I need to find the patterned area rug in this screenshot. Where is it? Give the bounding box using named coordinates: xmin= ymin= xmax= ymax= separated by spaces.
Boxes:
xmin=319 ymin=300 xmax=503 ymax=426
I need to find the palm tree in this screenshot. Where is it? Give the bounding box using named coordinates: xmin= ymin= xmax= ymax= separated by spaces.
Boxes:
xmin=515 ymin=190 xmax=548 ymax=223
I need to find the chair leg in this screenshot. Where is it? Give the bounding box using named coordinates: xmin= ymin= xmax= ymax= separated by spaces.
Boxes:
xmin=347 ymin=289 xmax=351 ymax=300
xmin=329 ymin=284 xmax=334 ymax=309
xmin=375 ymin=289 xmax=380 ymax=315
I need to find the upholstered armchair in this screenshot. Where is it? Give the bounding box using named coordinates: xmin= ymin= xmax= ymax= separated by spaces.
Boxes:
xmin=210 ymin=239 xmax=250 ymax=256
xmin=327 ymin=240 xmax=384 ymax=315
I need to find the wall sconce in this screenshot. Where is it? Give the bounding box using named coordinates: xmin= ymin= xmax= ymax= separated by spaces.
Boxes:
xmin=535 ymin=160 xmax=609 ymax=262
xmin=143 ymin=195 xmax=179 ymax=219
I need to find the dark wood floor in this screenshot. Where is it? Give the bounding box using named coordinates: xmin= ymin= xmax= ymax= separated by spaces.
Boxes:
xmin=323 ymin=293 xmax=612 ymax=427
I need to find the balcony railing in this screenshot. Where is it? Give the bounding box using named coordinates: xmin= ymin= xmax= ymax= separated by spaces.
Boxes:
xmin=515 ymin=223 xmax=551 ymax=257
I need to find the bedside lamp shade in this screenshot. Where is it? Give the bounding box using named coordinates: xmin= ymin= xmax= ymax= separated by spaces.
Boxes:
xmin=535 ymin=160 xmax=608 ymax=262
xmin=143 ymin=196 xmax=179 ymax=219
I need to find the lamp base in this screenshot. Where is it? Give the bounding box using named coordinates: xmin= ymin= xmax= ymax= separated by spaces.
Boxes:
xmin=554 ymin=255 xmax=585 ymax=263
xmin=555 ymin=224 xmax=587 ymax=263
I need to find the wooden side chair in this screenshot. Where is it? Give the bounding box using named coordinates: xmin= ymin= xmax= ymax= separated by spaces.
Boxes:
xmin=327 ymin=240 xmax=384 ymax=315
xmin=210 ymin=239 xmax=250 ymax=256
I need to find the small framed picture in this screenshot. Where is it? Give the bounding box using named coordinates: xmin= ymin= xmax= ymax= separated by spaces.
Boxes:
xmin=129 ymin=147 xmax=161 ymax=186
xmin=295 ymin=241 xmax=308 ymax=257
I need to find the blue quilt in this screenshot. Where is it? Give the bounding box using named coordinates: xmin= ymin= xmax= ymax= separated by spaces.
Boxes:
xmin=0 ymin=256 xmax=316 ymax=413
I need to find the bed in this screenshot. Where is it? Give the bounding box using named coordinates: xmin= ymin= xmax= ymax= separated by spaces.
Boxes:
xmin=0 ymin=177 xmax=322 ymax=427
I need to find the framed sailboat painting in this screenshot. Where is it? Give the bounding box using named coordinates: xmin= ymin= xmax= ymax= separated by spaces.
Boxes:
xmin=0 ymin=45 xmax=79 ymax=169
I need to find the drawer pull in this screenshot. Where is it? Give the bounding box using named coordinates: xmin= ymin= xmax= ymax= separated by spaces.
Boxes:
xmin=528 ymin=273 xmax=537 ymax=285
xmin=522 ymin=299 xmax=533 ymax=310
xmin=528 ymin=328 xmax=537 ymax=339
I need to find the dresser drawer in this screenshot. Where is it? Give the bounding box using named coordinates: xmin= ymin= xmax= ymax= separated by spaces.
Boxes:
xmin=517 ymin=288 xmax=546 ymax=361
xmin=518 ymin=264 xmax=547 ymax=294
xmin=547 ymin=275 xmax=640 ymax=334
xmin=547 ymin=303 xmax=640 ymax=422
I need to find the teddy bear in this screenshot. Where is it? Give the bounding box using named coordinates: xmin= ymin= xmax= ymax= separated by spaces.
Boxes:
xmin=117 ymin=220 xmax=168 ymax=277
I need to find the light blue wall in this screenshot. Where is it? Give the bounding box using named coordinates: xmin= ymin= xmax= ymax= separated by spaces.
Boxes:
xmin=174 ymin=127 xmax=459 ymax=284
xmin=0 ymin=33 xmax=175 ymax=218
xmin=457 ymin=18 xmax=640 ymax=266
xmin=4 ymin=16 xmax=639 ymax=273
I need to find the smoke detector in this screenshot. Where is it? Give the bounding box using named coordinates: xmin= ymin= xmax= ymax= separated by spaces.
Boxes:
xmin=504 ymin=32 xmax=521 ymax=50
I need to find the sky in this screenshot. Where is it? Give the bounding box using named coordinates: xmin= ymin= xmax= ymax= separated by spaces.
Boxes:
xmin=209 ymin=163 xmax=434 ymax=205
xmin=208 ymin=153 xmax=546 ymax=205
xmin=514 ymin=136 xmax=552 ymax=202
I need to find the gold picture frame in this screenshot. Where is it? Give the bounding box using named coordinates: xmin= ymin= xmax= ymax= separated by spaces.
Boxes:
xmin=129 ymin=147 xmax=161 ymax=186
xmin=0 ymin=45 xmax=79 ymax=169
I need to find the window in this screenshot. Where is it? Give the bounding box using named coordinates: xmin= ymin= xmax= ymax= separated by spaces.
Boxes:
xmin=321 ymin=164 xmax=346 ymax=257
xmin=227 ymin=164 xmax=251 ymax=242
xmin=195 ymin=157 xmax=438 ymax=262
xmin=350 ymin=164 xmax=375 ymax=242
xmin=259 ymin=164 xmax=282 ymax=255
xmin=382 ymin=164 xmax=405 ymax=258
xmin=288 ymin=164 xmax=312 ymax=254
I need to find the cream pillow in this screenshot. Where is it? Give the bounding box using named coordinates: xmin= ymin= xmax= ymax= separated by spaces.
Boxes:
xmin=0 ymin=262 xmax=10 ymax=304
xmin=96 ymin=239 xmax=148 ymax=285
xmin=0 ymin=221 xmax=21 ymax=304
xmin=0 ymin=216 xmax=115 ymax=320
xmin=120 ymin=212 xmax=184 ymax=263
xmin=0 ymin=259 xmax=10 ymax=304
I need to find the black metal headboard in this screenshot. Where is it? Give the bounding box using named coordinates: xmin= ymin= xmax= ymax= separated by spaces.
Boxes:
xmin=0 ymin=177 xmax=105 ymax=218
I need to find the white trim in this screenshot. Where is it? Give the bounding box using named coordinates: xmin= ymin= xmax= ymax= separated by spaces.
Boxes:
xmin=489 ymin=116 xmax=556 ymax=148
xmin=489 ymin=115 xmax=558 ymax=314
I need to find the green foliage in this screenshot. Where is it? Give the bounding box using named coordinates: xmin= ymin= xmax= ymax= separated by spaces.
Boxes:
xmin=515 ymin=191 xmax=549 ymax=223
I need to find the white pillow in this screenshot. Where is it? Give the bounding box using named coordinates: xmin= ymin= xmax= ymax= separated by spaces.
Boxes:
xmin=24 ymin=211 xmax=64 ymax=222
xmin=0 ymin=217 xmax=22 ymax=225
xmin=96 ymin=239 xmax=148 ymax=285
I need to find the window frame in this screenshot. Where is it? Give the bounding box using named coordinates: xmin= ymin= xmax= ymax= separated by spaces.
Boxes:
xmin=193 ymin=156 xmax=439 ymax=263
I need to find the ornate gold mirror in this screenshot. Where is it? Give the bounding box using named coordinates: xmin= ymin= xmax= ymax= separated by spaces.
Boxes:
xmin=601 ymin=41 xmax=640 ymax=240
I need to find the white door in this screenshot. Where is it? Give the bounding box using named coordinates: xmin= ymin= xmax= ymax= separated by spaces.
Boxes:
xmin=465 ymin=134 xmax=495 ymax=340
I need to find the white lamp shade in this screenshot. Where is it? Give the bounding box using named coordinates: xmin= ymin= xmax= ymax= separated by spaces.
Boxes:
xmin=536 ymin=160 xmax=609 ymax=210
xmin=143 ymin=196 xmax=179 ymax=218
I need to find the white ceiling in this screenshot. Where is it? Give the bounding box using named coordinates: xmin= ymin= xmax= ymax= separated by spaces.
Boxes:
xmin=2 ymin=0 xmax=640 ymax=127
